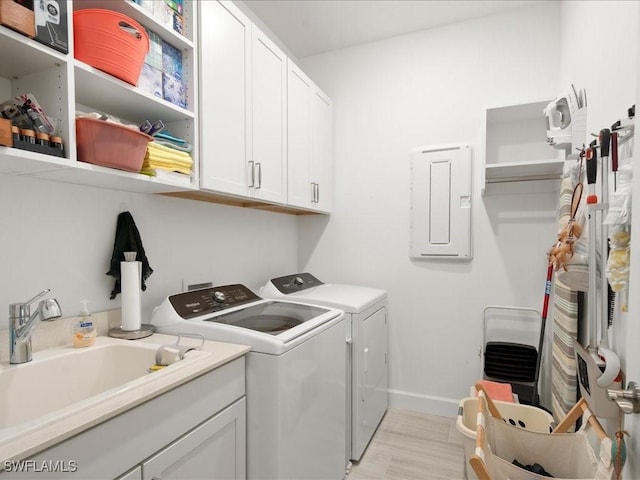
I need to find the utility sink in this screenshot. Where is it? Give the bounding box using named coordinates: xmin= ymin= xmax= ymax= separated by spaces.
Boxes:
xmin=0 ymin=338 xmax=206 ymax=431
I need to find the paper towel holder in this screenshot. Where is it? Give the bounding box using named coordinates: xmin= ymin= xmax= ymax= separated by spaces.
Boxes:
xmin=109 ymin=250 xmax=155 ymax=340
xmin=109 ymin=323 xmax=154 ymax=340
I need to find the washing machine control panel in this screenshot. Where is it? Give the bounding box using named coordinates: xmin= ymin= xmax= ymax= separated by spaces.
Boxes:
xmin=270 ymin=272 xmax=324 ymax=294
xmin=169 ymin=284 xmax=260 ymax=319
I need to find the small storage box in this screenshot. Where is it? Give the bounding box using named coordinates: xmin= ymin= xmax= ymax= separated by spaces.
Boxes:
xmin=0 ymin=0 xmax=36 ymax=38
xmin=73 ymin=9 xmax=149 ymax=85
xmin=76 ymin=118 xmax=151 ymax=172
xmin=456 ymin=397 xmax=555 ymax=480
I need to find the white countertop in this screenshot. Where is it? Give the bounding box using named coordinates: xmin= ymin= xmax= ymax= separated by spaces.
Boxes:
xmin=0 ymin=332 xmax=250 ymax=464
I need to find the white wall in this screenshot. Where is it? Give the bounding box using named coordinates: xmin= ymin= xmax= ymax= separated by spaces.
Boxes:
xmin=0 ymin=174 xmax=298 ymax=329
xmin=298 ymin=3 xmax=562 ymax=415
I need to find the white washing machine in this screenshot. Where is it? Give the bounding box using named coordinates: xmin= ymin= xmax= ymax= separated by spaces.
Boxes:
xmin=261 ymin=273 xmax=388 ymax=462
xmin=151 ymin=284 xmax=346 ymax=480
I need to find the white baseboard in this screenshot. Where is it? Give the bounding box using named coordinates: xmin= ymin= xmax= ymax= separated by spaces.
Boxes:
xmin=388 ymin=388 xmax=460 ymax=418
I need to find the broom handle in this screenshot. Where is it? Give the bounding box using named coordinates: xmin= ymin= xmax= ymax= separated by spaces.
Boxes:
xmin=533 ymin=264 xmax=554 ymax=404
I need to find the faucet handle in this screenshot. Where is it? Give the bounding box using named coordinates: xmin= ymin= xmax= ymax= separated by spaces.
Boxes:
xmin=10 ymin=289 xmax=51 ymax=318
xmin=23 ymin=289 xmax=51 ymax=307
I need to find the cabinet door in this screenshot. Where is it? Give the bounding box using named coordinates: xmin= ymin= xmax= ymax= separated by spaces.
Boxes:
xmin=250 ymin=26 xmax=287 ymax=204
xmin=199 ymin=1 xmax=251 ymax=196
xmin=311 ymin=87 xmax=332 ymax=213
xmin=142 ymin=398 xmax=246 ymax=480
xmin=287 ymin=61 xmax=313 ymax=208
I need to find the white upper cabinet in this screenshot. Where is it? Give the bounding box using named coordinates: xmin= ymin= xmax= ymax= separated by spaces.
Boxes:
xmin=287 ymin=61 xmax=313 ymax=208
xmin=199 ymin=0 xmax=251 ymax=196
xmin=287 ymin=60 xmax=332 ymax=213
xmin=311 ymin=87 xmax=332 ymax=213
xmin=250 ymin=27 xmax=287 ymax=204
xmin=199 ymin=0 xmax=287 ymax=204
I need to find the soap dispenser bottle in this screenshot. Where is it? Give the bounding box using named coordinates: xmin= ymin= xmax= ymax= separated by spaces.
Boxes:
xmin=72 ymin=300 xmax=96 ymax=348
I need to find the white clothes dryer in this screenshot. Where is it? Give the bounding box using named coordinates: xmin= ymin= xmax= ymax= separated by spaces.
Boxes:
xmin=261 ymin=273 xmax=388 ymax=462
xmin=151 ymin=284 xmax=346 ymax=480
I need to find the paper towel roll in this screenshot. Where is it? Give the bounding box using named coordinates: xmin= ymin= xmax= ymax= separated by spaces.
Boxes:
xmin=121 ymin=260 xmax=142 ymax=331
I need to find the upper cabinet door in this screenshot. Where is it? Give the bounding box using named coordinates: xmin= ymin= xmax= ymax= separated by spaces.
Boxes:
xmin=287 ymin=61 xmax=313 ymax=209
xmin=251 ymin=27 xmax=287 ymax=204
xmin=311 ymin=88 xmax=332 ymax=213
xmin=199 ymin=1 xmax=251 ymax=196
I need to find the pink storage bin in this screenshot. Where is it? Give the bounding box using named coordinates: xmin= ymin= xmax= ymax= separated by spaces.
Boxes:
xmin=76 ymin=118 xmax=151 ymax=172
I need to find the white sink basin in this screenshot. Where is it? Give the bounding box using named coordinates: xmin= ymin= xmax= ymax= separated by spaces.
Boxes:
xmin=0 ymin=339 xmax=203 ymax=430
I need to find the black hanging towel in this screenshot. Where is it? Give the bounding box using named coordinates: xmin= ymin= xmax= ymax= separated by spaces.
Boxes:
xmin=106 ymin=211 xmax=154 ymax=299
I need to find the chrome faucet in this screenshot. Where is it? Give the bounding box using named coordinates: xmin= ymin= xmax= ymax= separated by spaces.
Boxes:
xmin=9 ymin=289 xmax=62 ymax=364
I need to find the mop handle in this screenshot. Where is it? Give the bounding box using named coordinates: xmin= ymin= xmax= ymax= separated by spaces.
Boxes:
xmin=542 ymin=264 xmax=553 ymax=320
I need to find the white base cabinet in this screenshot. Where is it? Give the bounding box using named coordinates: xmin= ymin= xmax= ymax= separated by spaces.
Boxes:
xmin=5 ymin=358 xmax=246 ymax=480
xmin=121 ymin=399 xmax=246 ymax=480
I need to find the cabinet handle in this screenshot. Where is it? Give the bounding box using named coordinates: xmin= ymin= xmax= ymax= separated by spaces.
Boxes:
xmin=248 ymin=161 xmax=255 ymax=187
xmin=315 ymin=183 xmax=320 ymax=203
xmin=310 ymin=182 xmax=315 ymax=202
xmin=256 ymin=162 xmax=262 ymax=189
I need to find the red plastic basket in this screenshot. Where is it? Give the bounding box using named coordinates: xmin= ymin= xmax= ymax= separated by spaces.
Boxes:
xmin=73 ymin=9 xmax=149 ymax=86
xmin=76 ymin=118 xmax=151 ymax=172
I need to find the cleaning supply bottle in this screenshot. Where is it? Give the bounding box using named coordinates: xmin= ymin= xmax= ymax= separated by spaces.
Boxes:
xmin=72 ymin=300 xmax=96 ymax=347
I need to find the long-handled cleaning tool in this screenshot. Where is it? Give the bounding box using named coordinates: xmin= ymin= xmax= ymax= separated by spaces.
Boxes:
xmin=585 ymin=140 xmax=620 ymax=388
xmin=534 ymin=263 xmax=554 ymax=406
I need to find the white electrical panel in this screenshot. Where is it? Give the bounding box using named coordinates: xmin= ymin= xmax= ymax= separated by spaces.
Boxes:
xmin=410 ymin=144 xmax=472 ymax=260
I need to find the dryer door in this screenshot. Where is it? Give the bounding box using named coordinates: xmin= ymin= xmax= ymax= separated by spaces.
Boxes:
xmin=353 ymin=306 xmax=388 ymax=461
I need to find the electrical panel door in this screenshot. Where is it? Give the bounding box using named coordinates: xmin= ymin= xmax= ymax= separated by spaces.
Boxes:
xmin=410 ymin=144 xmax=472 ymax=260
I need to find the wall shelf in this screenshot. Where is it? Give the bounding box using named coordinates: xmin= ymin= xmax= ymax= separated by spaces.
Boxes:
xmin=482 ymin=99 xmax=564 ymax=189
xmin=30 ymin=161 xmax=197 ymax=194
xmin=485 ymin=158 xmax=564 ymax=183
xmin=0 ymin=0 xmax=200 ymax=194
xmin=0 ymin=147 xmax=71 ymax=175
xmin=74 ymin=61 xmax=195 ymax=123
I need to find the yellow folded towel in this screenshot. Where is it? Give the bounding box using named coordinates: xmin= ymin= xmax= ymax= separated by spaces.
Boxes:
xmin=145 ymin=149 xmax=192 ymax=164
xmin=147 ymin=141 xmax=193 ymax=158
xmin=142 ymin=157 xmax=192 ymax=175
xmin=144 ymin=153 xmax=192 ymax=168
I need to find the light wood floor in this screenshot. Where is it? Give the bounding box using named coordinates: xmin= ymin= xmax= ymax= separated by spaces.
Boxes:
xmin=347 ymin=409 xmax=467 ymax=480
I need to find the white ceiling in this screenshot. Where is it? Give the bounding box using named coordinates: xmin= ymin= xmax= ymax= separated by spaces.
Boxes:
xmin=243 ymin=0 xmax=543 ymax=59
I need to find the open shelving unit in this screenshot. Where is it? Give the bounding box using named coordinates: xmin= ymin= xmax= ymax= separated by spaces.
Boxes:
xmin=0 ymin=0 xmax=198 ymax=194
xmin=482 ymin=99 xmax=565 ymax=189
